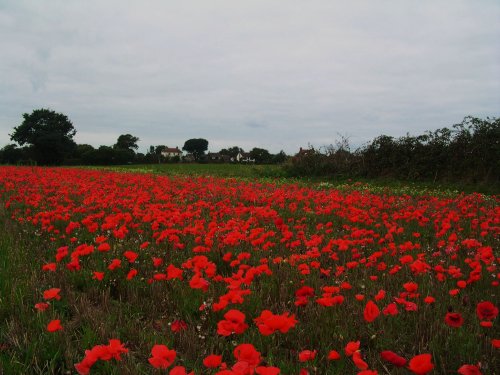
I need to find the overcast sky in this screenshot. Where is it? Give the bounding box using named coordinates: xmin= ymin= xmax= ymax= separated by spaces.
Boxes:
xmin=1 ymin=1 xmax=499 ymax=154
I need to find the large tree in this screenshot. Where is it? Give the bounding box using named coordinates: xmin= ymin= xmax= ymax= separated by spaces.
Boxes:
xmin=182 ymin=138 xmax=208 ymax=161
xmin=113 ymin=134 xmax=139 ymax=164
xmin=219 ymin=146 xmax=243 ymax=158
xmin=249 ymin=147 xmax=272 ymax=164
xmin=10 ymin=108 xmax=76 ymax=165
xmin=114 ymin=134 xmax=139 ymax=151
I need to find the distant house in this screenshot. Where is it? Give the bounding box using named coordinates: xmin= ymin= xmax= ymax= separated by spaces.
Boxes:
xmin=161 ymin=146 xmax=182 ymax=158
xmin=296 ymin=147 xmax=314 ymax=157
xmin=207 ymin=152 xmax=231 ymax=163
xmin=183 ymin=153 xmax=195 ymax=163
xmin=236 ymin=152 xmax=255 ymax=163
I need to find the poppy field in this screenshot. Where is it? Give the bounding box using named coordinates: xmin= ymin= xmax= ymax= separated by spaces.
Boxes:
xmin=0 ymin=166 xmax=498 ymax=374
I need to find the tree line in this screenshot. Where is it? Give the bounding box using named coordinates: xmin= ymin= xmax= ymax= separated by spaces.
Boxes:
xmin=1 ymin=109 xmax=498 ymax=185
xmin=0 ymin=109 xmax=287 ymax=166
xmin=286 ymin=116 xmax=499 ymax=185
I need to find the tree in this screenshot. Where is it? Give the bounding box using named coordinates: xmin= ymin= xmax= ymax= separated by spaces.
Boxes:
xmin=10 ymin=108 xmax=76 ymax=165
xmin=182 ymin=138 xmax=208 ymax=161
xmin=0 ymin=144 xmax=28 ymax=164
xmin=114 ymin=134 xmax=139 ymax=151
xmin=74 ymin=144 xmax=95 ymax=158
xmin=219 ymin=146 xmax=243 ymax=159
xmin=154 ymin=145 xmax=166 ymax=163
xmin=272 ymin=150 xmax=288 ymax=164
xmin=113 ymin=134 xmax=139 ymax=164
xmin=249 ymin=147 xmax=272 ymax=164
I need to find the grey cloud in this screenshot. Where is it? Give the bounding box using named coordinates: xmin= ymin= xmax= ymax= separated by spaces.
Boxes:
xmin=0 ymin=0 xmax=499 ymax=154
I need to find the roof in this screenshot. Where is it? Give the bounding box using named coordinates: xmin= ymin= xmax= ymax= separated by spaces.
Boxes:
xmin=163 ymin=147 xmax=182 ymax=153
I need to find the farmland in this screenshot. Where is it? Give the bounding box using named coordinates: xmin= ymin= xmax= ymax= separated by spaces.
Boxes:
xmin=0 ymin=166 xmax=498 ymax=374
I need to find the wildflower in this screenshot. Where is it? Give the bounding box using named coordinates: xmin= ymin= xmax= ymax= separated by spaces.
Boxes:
xmin=171 ymin=320 xmax=188 ymax=333
xmin=35 ymin=302 xmax=50 ymax=311
xmin=345 ymin=341 xmax=360 ymax=356
xmin=364 ymin=300 xmax=380 ymax=322
xmin=408 ymin=354 xmax=434 ymax=374
xmin=445 ymin=312 xmax=464 ymax=328
xmin=298 ymin=350 xmax=317 ymax=362
xmin=476 ymin=301 xmax=498 ymax=320
xmin=327 ymin=350 xmax=341 ymax=360
xmin=47 ymin=319 xmax=63 ymax=332
xmin=255 ymin=366 xmax=281 ymax=375
xmin=352 ymin=351 xmax=369 ymax=370
xmin=43 ymin=288 xmax=61 ymax=301
xmin=457 ymin=364 xmax=482 ymax=375
xmin=217 ymin=309 xmax=248 ymax=336
xmin=380 ymin=351 xmax=407 ymax=367
xmin=254 ymin=310 xmax=297 ymax=336
xmin=148 ymin=344 xmax=176 ymax=369
xmin=203 ymin=354 xmax=223 ymax=368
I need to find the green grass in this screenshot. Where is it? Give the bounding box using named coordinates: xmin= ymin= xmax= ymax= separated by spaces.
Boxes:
xmin=83 ymin=163 xmax=499 ymax=196
xmin=93 ymin=163 xmax=287 ymax=179
xmin=0 ymin=210 xmax=64 ymax=373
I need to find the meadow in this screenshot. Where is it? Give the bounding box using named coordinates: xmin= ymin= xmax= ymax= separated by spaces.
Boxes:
xmin=0 ymin=166 xmax=498 ymax=374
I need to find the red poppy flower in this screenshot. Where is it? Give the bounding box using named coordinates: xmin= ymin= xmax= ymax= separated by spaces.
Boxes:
xmin=380 ymin=350 xmax=407 ymax=367
xmin=203 ymin=354 xmax=223 ymax=368
xmin=47 ymin=319 xmax=63 ymax=332
xmin=35 ymin=302 xmax=49 ymax=311
xmin=374 ymin=290 xmax=385 ymax=301
xmin=43 ymin=288 xmax=61 ymax=301
xmin=445 ymin=312 xmax=464 ymax=328
xmin=408 ymin=353 xmax=434 ymax=374
xmin=345 ymin=341 xmax=360 ymax=356
xmin=233 ymin=343 xmax=261 ymax=368
xmin=97 ymin=242 xmax=111 ymax=252
xmin=383 ymin=303 xmax=399 ymax=316
xmin=171 ymin=320 xmax=188 ymax=333
xmin=424 ymin=296 xmax=435 ymax=304
xmin=169 ymin=366 xmax=194 ymax=375
xmin=364 ymin=300 xmax=380 ymax=322
xmin=254 ymin=310 xmax=297 ymax=336
xmin=107 ymin=258 xmax=121 ymax=270
xmin=255 ymin=366 xmax=281 ymax=375
xmin=403 ymin=282 xmax=418 ymax=293
xmin=352 ymin=351 xmax=369 ymax=370
xmin=126 ymin=269 xmax=137 ymax=280
xmin=42 ymin=263 xmax=57 ymax=272
xmin=123 ymin=250 xmax=138 ymax=263
xmin=327 ymin=350 xmax=341 ymax=360
xmin=105 ymin=339 xmax=127 ymax=360
xmin=476 ymin=301 xmax=498 ymax=321
xmin=457 ymin=364 xmax=482 ymax=375
xmin=217 ymin=309 xmax=248 ymax=336
xmin=74 ymin=339 xmax=128 ymax=374
xmin=148 ymin=344 xmax=176 ymax=369
xmin=298 ymin=350 xmax=317 ymax=362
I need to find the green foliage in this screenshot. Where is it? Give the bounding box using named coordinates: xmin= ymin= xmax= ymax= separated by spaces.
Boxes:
xmin=80 ymin=146 xmax=134 ymax=165
xmin=286 ymin=116 xmax=499 ymax=188
xmin=0 ymin=144 xmax=32 ymax=164
xmin=219 ymin=146 xmax=243 ymax=158
xmin=182 ymin=138 xmax=208 ymax=161
xmin=249 ymin=147 xmax=272 ymax=164
xmin=100 ymin=163 xmax=287 ymax=179
xmin=10 ymin=109 xmax=76 ymax=165
xmin=114 ymin=134 xmax=139 ymax=151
